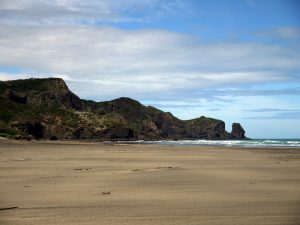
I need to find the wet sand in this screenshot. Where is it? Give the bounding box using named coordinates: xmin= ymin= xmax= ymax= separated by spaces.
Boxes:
xmin=0 ymin=140 xmax=300 ymax=225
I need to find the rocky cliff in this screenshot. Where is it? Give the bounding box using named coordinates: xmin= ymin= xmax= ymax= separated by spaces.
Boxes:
xmin=0 ymin=78 xmax=247 ymax=140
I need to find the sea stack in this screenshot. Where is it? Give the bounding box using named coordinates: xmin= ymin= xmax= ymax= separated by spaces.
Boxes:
xmin=231 ymin=123 xmax=246 ymax=139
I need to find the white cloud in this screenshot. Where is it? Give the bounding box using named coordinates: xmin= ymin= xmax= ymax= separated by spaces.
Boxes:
xmin=0 ymin=0 xmax=191 ymax=25
xmin=0 ymin=72 xmax=26 ymax=81
xmin=0 ymin=25 xmax=299 ymax=100
xmin=255 ymin=27 xmax=300 ymax=40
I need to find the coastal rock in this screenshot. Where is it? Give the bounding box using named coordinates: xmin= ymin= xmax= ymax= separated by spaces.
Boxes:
xmin=0 ymin=78 xmax=247 ymax=140
xmin=7 ymin=91 xmax=27 ymax=104
xmin=231 ymin=123 xmax=246 ymax=139
xmin=104 ymin=126 xmax=134 ymax=140
xmin=11 ymin=121 xmax=45 ymax=139
xmin=185 ymin=116 xmax=229 ymax=139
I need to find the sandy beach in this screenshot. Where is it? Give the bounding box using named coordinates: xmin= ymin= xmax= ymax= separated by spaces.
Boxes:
xmin=0 ymin=140 xmax=299 ymax=225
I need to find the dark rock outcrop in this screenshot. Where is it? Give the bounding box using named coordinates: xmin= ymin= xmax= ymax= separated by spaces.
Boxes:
xmin=7 ymin=91 xmax=27 ymax=104
xmin=0 ymin=78 xmax=247 ymax=140
xmin=231 ymin=123 xmax=246 ymax=139
xmin=103 ymin=126 xmax=134 ymax=140
xmin=11 ymin=121 xmax=45 ymax=139
xmin=185 ymin=116 xmax=228 ymax=139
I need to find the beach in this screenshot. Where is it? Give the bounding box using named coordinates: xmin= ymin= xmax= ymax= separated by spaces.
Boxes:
xmin=0 ymin=140 xmax=299 ymax=225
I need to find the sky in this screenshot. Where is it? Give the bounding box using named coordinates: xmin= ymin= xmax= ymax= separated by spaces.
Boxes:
xmin=0 ymin=0 xmax=300 ymax=138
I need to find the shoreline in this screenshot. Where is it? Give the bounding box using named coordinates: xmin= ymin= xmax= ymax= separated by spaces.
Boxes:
xmin=2 ymin=138 xmax=300 ymax=149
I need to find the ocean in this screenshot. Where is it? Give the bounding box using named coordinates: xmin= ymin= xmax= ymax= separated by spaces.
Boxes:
xmin=114 ymin=139 xmax=300 ymax=148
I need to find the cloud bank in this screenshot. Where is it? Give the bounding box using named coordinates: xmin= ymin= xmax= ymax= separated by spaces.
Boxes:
xmin=0 ymin=25 xmax=299 ymax=101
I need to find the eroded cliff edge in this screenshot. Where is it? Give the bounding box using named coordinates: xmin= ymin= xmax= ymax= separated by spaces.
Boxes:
xmin=0 ymin=78 xmax=247 ymax=140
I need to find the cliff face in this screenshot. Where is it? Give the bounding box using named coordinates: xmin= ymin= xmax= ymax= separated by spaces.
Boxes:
xmin=0 ymin=78 xmax=247 ymax=140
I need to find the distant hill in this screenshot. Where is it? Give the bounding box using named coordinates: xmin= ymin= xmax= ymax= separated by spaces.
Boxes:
xmin=0 ymin=78 xmax=246 ymax=140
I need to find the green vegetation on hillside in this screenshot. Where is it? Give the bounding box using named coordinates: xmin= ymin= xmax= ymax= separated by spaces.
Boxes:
xmin=0 ymin=78 xmax=246 ymax=140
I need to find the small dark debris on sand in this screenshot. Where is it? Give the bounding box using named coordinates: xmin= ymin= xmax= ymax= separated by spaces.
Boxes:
xmin=102 ymin=191 xmax=111 ymax=195
xmin=74 ymin=168 xmax=92 ymax=171
xmin=0 ymin=207 xmax=18 ymax=211
xmin=154 ymin=166 xmax=176 ymax=169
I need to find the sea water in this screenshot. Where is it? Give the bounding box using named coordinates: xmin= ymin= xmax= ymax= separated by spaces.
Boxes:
xmin=114 ymin=139 xmax=300 ymax=148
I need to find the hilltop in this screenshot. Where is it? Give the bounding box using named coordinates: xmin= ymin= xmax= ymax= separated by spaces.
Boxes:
xmin=0 ymin=78 xmax=246 ymax=140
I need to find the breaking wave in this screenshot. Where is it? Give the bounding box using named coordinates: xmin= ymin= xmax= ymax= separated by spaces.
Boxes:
xmin=114 ymin=139 xmax=300 ymax=148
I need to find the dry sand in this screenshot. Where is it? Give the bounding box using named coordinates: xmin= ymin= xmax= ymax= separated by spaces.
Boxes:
xmin=0 ymin=140 xmax=299 ymax=225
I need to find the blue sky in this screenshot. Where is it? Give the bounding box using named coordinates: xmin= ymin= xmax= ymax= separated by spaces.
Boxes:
xmin=0 ymin=0 xmax=300 ymax=138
